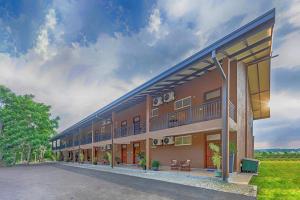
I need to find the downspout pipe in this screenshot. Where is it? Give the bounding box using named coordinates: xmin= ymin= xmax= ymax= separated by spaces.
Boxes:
xmin=211 ymin=50 xmax=226 ymax=80
xmin=211 ymin=50 xmax=229 ymax=182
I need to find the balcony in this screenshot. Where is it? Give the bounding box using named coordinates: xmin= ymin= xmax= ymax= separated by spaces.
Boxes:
xmin=150 ymin=99 xmax=235 ymax=132
xmin=80 ymin=136 xmax=92 ymax=145
xmin=94 ymin=132 xmax=111 ymax=142
xmin=65 ymin=142 xmax=73 ymax=148
xmin=114 ymin=122 xmax=146 ymax=138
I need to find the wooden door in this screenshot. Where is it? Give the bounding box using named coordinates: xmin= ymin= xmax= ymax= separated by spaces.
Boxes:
xmin=121 ymin=145 xmax=127 ymax=164
xmin=206 ymin=140 xmax=221 ymax=169
xmin=121 ymin=120 xmax=127 ymax=137
xmin=133 ymin=116 xmax=140 ymax=134
xmin=133 ymin=143 xmax=140 ymax=164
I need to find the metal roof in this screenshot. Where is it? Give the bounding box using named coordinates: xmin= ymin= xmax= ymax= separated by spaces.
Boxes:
xmin=52 ymin=8 xmax=275 ymax=140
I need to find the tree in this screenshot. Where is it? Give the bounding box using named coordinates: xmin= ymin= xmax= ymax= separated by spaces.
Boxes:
xmin=0 ymin=85 xmax=59 ymax=166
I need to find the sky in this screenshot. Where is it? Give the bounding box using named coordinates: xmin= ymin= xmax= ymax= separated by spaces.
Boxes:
xmin=0 ymin=0 xmax=299 ymax=149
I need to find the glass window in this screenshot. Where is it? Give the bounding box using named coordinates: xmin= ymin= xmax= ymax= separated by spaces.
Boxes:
xmin=174 ymin=96 xmax=191 ymax=110
xmin=174 ymin=135 xmax=192 ymax=146
xmin=205 ymin=89 xmax=221 ymax=101
xmin=151 ymin=108 xmax=159 ymax=117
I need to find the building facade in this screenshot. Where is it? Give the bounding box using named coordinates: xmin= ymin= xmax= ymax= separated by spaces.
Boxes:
xmin=51 ymin=9 xmax=275 ymax=179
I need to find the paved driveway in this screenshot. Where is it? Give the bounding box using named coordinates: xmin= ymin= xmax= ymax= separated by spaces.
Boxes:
xmin=0 ymin=163 xmax=255 ymax=200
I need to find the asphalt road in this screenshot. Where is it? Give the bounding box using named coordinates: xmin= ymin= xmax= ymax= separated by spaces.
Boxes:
xmin=0 ymin=163 xmax=255 ymax=200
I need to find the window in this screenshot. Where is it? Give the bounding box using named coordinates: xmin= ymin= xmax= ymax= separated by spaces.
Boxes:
xmin=101 ymin=126 xmax=105 ymax=133
xmin=175 ymin=135 xmax=192 ymax=146
xmin=57 ymin=139 xmax=60 ymax=147
xmin=174 ymin=96 xmax=191 ymax=110
xmin=151 ymin=108 xmax=158 ymax=117
xmin=204 ymin=88 xmax=221 ymax=101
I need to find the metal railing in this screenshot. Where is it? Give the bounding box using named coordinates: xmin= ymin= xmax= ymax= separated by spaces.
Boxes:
xmin=114 ymin=122 xmax=146 ymax=138
xmin=80 ymin=136 xmax=92 ymax=145
xmin=74 ymin=140 xmax=79 ymax=146
xmin=94 ymin=132 xmax=112 ymax=142
xmin=150 ymin=99 xmax=235 ymax=131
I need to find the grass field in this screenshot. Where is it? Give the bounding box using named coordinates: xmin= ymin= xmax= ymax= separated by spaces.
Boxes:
xmin=250 ymin=161 xmax=300 ymax=200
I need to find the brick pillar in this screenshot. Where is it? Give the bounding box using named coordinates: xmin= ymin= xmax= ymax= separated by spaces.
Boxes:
xmin=146 ymin=94 xmax=151 ymax=170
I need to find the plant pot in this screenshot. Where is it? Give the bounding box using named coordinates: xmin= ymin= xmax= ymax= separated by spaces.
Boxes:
xmin=152 ymin=167 xmax=159 ymax=171
xmin=229 ymin=153 xmax=235 ymax=173
xmin=214 ymin=170 xmax=222 ymax=177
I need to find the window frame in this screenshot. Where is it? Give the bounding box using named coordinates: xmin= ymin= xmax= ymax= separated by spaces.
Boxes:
xmin=204 ymin=88 xmax=221 ymax=102
xmin=151 ymin=108 xmax=159 ymax=118
xmin=174 ymin=96 xmax=192 ymax=110
xmin=174 ymin=135 xmax=192 ymax=146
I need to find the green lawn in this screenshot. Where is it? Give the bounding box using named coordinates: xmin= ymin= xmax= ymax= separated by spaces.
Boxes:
xmin=250 ymin=161 xmax=300 ymax=200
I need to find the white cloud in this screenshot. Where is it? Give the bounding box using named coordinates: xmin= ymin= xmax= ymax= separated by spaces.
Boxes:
xmin=35 ymin=9 xmax=57 ymax=60
xmin=269 ymin=91 xmax=300 ymax=121
xmin=148 ymin=9 xmax=161 ymax=34
xmin=272 ymin=31 xmax=300 ymax=69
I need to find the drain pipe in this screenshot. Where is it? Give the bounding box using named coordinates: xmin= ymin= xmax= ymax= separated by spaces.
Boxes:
xmin=211 ymin=50 xmax=229 ymax=182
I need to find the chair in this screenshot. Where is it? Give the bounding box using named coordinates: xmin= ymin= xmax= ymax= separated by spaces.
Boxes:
xmin=180 ymin=160 xmax=191 ymax=171
xmin=170 ymin=159 xmax=180 ymax=170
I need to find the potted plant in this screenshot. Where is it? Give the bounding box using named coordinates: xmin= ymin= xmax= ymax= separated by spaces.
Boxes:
xmin=106 ymin=152 xmax=112 ymax=166
xmin=115 ymin=156 xmax=121 ymax=165
xmin=139 ymin=158 xmax=146 ymax=171
xmin=93 ymin=157 xmax=98 ymax=165
xmin=151 ymin=160 xmax=160 ymax=171
xmin=79 ymin=152 xmax=84 ymax=164
xmin=229 ymin=142 xmax=236 ymax=173
xmin=137 ymin=152 xmax=145 ymax=160
xmin=209 ymin=143 xmax=222 ymax=177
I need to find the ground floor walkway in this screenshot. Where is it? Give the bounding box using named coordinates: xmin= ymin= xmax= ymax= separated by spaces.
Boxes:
xmin=62 ymin=162 xmax=257 ymax=197
xmin=0 ymin=163 xmax=256 ymax=200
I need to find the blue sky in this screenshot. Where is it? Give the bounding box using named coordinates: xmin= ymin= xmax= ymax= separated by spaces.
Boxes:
xmin=0 ymin=0 xmax=299 ymax=149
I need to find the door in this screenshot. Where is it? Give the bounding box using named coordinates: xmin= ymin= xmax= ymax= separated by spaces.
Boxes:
xmin=133 ymin=143 xmax=140 ymax=164
xmin=133 ymin=116 xmax=141 ymax=134
xmin=206 ymin=140 xmax=221 ymax=169
xmin=121 ymin=120 xmax=127 ymax=137
xmin=121 ymin=144 xmax=127 ymax=164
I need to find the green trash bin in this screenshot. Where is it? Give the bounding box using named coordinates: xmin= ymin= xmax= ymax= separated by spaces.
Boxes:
xmin=241 ymin=158 xmax=259 ymax=173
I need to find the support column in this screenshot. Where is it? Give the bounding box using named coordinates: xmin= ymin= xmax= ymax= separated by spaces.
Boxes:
xmin=146 ymin=94 xmax=151 ymax=170
xmin=221 ymin=57 xmax=230 ymax=181
xmin=78 ymin=128 xmax=81 ymax=163
xmin=111 ymin=112 xmax=116 ymax=168
xmin=72 ymin=134 xmax=75 ymax=162
xmin=91 ymin=121 xmax=94 ymax=164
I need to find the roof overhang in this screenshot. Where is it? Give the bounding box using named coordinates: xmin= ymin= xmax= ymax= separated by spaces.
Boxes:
xmin=52 ymin=9 xmax=275 ymax=140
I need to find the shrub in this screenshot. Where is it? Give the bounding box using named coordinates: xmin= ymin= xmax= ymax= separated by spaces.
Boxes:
xmin=209 ymin=143 xmax=221 ymax=170
xmin=151 ymin=160 xmax=160 ymax=168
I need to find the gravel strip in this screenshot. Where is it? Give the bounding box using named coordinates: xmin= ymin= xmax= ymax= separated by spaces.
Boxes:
xmin=61 ymin=162 xmax=257 ymax=197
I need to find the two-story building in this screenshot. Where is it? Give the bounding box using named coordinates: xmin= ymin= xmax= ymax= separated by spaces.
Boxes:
xmin=51 ymin=9 xmax=275 ymax=180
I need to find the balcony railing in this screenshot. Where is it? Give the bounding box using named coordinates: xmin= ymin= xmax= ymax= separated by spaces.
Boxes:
xmin=74 ymin=140 xmax=79 ymax=146
xmin=80 ymin=136 xmax=92 ymax=145
xmin=114 ymin=122 xmax=146 ymax=138
xmin=65 ymin=142 xmax=73 ymax=148
xmin=94 ymin=132 xmax=112 ymax=142
xmin=150 ymin=99 xmax=235 ymax=131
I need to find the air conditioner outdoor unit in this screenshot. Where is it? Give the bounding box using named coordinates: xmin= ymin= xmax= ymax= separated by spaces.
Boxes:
xmin=153 ymin=96 xmax=163 ymax=107
xmin=163 ymin=91 xmax=175 ymax=103
xmin=152 ymin=139 xmax=163 ymax=146
xmin=163 ymin=136 xmax=174 ymax=145
xmin=105 ymin=144 xmax=112 ymax=150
